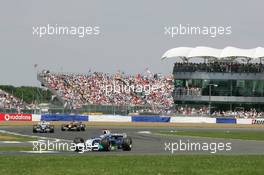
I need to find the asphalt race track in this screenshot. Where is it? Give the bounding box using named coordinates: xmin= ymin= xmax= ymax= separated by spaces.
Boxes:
xmin=1 ymin=125 xmax=264 ymax=155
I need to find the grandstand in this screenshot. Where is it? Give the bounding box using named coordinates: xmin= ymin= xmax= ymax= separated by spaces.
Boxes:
xmin=37 ymin=70 xmax=174 ymax=114
xmin=0 ymin=89 xmax=30 ymax=112
xmin=35 ymin=46 xmax=264 ymax=118
xmin=162 ymin=46 xmax=264 ymax=117
xmin=1 ymin=46 xmax=263 ymax=118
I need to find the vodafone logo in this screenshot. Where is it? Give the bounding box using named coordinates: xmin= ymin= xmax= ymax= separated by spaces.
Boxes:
xmin=0 ymin=113 xmax=32 ymax=121
xmin=4 ymin=114 xmax=9 ymax=121
xmin=252 ymin=119 xmax=264 ymax=125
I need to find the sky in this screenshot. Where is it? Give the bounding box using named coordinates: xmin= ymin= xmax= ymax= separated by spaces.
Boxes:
xmin=0 ymin=0 xmax=263 ymax=86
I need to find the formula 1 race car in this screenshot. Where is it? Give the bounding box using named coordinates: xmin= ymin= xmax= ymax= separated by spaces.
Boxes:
xmin=33 ymin=121 xmax=54 ymax=133
xmin=73 ymin=130 xmax=132 ymax=152
xmin=61 ymin=121 xmax=86 ymax=131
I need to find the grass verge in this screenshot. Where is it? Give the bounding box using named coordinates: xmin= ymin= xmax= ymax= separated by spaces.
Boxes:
xmin=0 ymin=146 xmax=32 ymax=151
xmin=0 ymin=132 xmax=36 ymax=141
xmin=158 ymin=130 xmax=264 ymax=141
xmin=0 ymin=155 xmax=263 ymax=175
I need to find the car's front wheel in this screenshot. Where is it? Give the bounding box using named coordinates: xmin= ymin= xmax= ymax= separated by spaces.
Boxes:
xmin=100 ymin=138 xmax=111 ymax=151
xmin=81 ymin=125 xmax=86 ymax=131
xmin=49 ymin=125 xmax=55 ymax=133
xmin=33 ymin=125 xmax=37 ymax=133
xmin=61 ymin=125 xmax=66 ymax=131
xmin=73 ymin=137 xmax=85 ymax=152
xmin=122 ymin=137 xmax=132 ymax=151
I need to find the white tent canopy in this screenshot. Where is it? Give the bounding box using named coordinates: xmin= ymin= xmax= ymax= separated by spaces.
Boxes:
xmin=255 ymin=47 xmax=264 ymax=58
xmin=188 ymin=47 xmax=222 ymax=58
xmin=220 ymin=47 xmax=256 ymax=58
xmin=161 ymin=47 xmax=192 ymax=60
xmin=162 ymin=46 xmax=264 ymax=62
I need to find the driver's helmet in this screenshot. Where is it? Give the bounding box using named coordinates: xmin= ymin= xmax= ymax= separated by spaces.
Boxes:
xmin=102 ymin=130 xmax=111 ymax=135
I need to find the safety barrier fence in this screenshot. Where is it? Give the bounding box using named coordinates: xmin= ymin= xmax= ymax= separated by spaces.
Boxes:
xmin=0 ymin=113 xmax=263 ymax=125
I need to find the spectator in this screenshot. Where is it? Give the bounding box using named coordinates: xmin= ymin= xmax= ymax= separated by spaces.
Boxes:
xmin=39 ymin=71 xmax=174 ymax=111
xmin=0 ymin=89 xmax=29 ymax=110
xmin=173 ymin=62 xmax=264 ymax=73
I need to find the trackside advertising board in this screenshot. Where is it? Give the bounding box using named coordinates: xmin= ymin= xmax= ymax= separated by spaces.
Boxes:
xmin=252 ymin=118 xmax=264 ymax=125
xmin=0 ymin=113 xmax=32 ymax=121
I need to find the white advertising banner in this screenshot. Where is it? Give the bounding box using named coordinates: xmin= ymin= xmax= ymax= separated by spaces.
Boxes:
xmin=170 ymin=117 xmax=216 ymax=123
xmin=32 ymin=114 xmax=41 ymax=121
xmin=236 ymin=118 xmax=253 ymax=125
xmin=89 ymin=115 xmax=131 ymax=122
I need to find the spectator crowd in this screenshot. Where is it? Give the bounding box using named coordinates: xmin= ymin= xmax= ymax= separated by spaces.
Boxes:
xmin=174 ymin=87 xmax=201 ymax=96
xmin=0 ymin=89 xmax=29 ymax=110
xmin=39 ymin=71 xmax=174 ymax=110
xmin=212 ymin=108 xmax=264 ymax=118
xmin=174 ymin=62 xmax=264 ymax=73
xmin=174 ymin=106 xmax=209 ymax=116
xmin=174 ymin=105 xmax=264 ymax=118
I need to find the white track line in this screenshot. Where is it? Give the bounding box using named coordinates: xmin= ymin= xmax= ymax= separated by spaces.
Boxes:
xmin=0 ymin=129 xmax=71 ymax=142
xmin=20 ymin=151 xmax=60 ymax=154
xmin=137 ymin=131 xmax=152 ymax=134
xmin=0 ymin=141 xmax=21 ymax=144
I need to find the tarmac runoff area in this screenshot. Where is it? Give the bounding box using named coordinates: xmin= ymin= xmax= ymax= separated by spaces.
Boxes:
xmin=0 ymin=124 xmax=264 ymax=155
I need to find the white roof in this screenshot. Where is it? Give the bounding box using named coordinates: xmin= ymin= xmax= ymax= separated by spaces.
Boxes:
xmin=255 ymin=47 xmax=264 ymax=58
xmin=221 ymin=47 xmax=256 ymax=58
xmin=188 ymin=47 xmax=222 ymax=58
xmin=161 ymin=47 xmax=192 ymax=60
xmin=162 ymin=47 xmax=264 ymax=62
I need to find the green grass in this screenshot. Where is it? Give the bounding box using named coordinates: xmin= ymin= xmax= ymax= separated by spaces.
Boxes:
xmin=158 ymin=130 xmax=264 ymax=141
xmin=0 ymin=155 xmax=263 ymax=175
xmin=0 ymin=132 xmax=36 ymax=141
xmin=0 ymin=146 xmax=32 ymax=151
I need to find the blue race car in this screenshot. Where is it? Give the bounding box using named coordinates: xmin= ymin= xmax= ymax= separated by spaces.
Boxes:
xmin=73 ymin=130 xmax=132 ymax=152
xmin=33 ymin=121 xmax=54 ymax=133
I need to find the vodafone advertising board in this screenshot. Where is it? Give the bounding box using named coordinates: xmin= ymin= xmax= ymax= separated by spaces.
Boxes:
xmin=252 ymin=118 xmax=264 ymax=125
xmin=0 ymin=113 xmax=32 ymax=121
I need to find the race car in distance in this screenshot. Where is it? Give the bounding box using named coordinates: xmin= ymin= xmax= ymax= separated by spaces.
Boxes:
xmin=61 ymin=121 xmax=86 ymax=131
xmin=73 ymin=130 xmax=132 ymax=152
xmin=33 ymin=121 xmax=54 ymax=133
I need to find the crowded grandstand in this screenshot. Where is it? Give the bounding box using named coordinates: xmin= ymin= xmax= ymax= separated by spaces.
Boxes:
xmin=38 ymin=70 xmax=174 ymax=111
xmin=1 ymin=46 xmax=264 ymax=119
xmin=0 ymin=89 xmax=30 ymax=111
